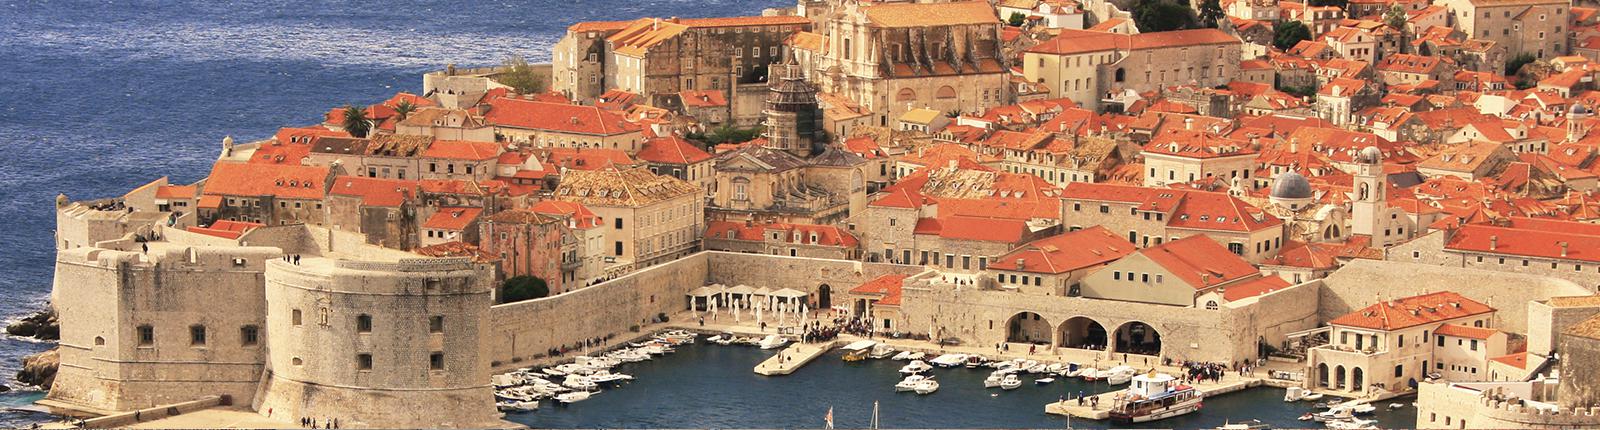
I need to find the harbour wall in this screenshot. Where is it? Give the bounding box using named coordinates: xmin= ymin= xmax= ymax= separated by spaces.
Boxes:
xmin=1316 ymin=259 xmax=1591 ymax=335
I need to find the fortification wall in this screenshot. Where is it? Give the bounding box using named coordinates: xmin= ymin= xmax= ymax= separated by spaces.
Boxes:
xmin=256 ymin=256 xmax=500 ymax=428
xmin=46 ymin=246 xmax=278 ymax=412
xmin=706 ymin=253 xmax=924 ymax=301
xmin=1317 ymin=259 xmax=1589 ymax=335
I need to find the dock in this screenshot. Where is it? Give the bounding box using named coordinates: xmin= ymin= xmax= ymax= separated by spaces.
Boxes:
xmin=1044 ymin=375 xmax=1262 ymax=420
xmin=754 ymin=340 xmax=837 ymax=376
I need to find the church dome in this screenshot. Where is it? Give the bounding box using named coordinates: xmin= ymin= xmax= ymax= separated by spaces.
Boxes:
xmin=1356 ymin=146 xmax=1383 ymax=164
xmin=1270 ymin=170 xmax=1313 ymax=200
xmin=1572 ymin=102 xmax=1591 ymax=116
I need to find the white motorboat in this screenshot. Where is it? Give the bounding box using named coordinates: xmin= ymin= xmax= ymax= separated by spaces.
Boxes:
xmin=497 ymin=400 xmax=538 ymax=412
xmin=1035 ymin=377 xmax=1056 ymax=385
xmin=914 ymin=377 xmax=940 ymax=395
xmin=891 ymin=351 xmax=915 ymax=360
xmin=1324 ymin=418 xmax=1378 ymax=430
xmin=757 ymin=335 xmax=789 ymax=350
xmin=1079 ymin=367 xmax=1103 ymax=381
xmin=588 ymin=370 xmax=633 ymax=385
xmin=711 ymin=333 xmax=736 ymax=345
xmin=965 ymin=355 xmax=985 ymax=368
xmin=1387 ymin=403 xmax=1405 ymax=410
xmin=1214 ymin=419 xmax=1270 ymax=429
xmin=905 ymin=351 xmax=927 ymax=361
xmin=1312 ymin=408 xmax=1354 ymax=422
xmin=999 ymin=373 xmax=1023 ymax=390
xmin=1026 ymin=363 xmax=1049 ymax=374
xmin=1348 ymin=404 xmax=1377 ymax=415
xmin=1103 ymin=365 xmax=1137 ymax=385
xmin=895 ymin=374 xmax=928 ymax=392
xmin=555 ymin=390 xmax=592 ymax=404
xmin=899 ymin=360 xmax=932 ymax=375
xmin=1284 ymin=386 xmax=1306 ymax=402
xmin=1046 ymin=363 xmax=1065 ymax=374
xmin=984 ymin=373 xmax=1004 ymax=388
xmin=1109 ymin=372 xmax=1202 ymax=423
xmin=562 ymin=375 xmax=598 ymax=391
xmin=869 ymin=344 xmax=896 ymax=359
xmin=1301 ymin=392 xmax=1325 ymax=401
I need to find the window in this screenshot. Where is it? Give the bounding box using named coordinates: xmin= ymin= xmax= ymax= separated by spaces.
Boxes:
xmin=241 ymin=325 xmax=259 ymax=346
xmin=614 ymin=218 xmax=624 ymax=229
xmin=357 ymin=353 xmax=373 ymax=370
xmin=292 ymin=309 xmax=303 ymax=326
xmin=357 ymin=314 xmax=373 ymax=333
xmin=430 ymin=316 xmax=444 ymax=333
xmin=190 ymin=325 xmax=207 ymax=346
xmin=138 ymin=325 xmax=155 ymax=346
xmin=615 ymin=241 xmax=624 ymax=256
xmin=1395 ymin=364 xmax=1404 ymax=377
xmin=431 ymin=352 xmax=445 ymax=370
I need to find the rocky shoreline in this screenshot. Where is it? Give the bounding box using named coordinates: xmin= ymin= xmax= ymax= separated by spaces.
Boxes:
xmin=7 ymin=307 xmax=60 ymax=391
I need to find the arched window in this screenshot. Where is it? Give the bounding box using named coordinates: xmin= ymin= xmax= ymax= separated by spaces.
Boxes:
xmin=357 ymin=314 xmax=373 ymax=333
xmin=1205 ymin=300 xmax=1219 ymax=310
xmin=1115 ymin=68 xmax=1125 ymax=82
xmin=897 ymin=88 xmax=917 ymax=102
xmin=936 ymin=86 xmax=957 ymax=99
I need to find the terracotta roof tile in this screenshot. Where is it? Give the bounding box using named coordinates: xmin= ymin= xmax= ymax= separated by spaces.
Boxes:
xmin=991 ymin=226 xmax=1133 ymax=274
xmin=1329 ymin=291 xmax=1495 ymax=331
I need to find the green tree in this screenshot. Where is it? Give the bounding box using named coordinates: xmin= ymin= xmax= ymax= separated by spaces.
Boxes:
xmin=340 ymin=105 xmax=371 ymax=138
xmin=1008 ymin=12 xmax=1027 ymax=27
xmin=1383 ymin=5 xmax=1408 ymax=31
xmin=498 ymin=55 xmax=550 ymax=94
xmin=693 ymin=125 xmax=764 ymax=145
xmin=1309 ymin=0 xmax=1346 ymax=8
xmin=1198 ymin=0 xmax=1225 ymax=28
xmin=1273 ymin=21 xmax=1312 ymax=50
xmin=1130 ymin=0 xmax=1198 ymax=33
xmin=502 ymin=276 xmax=550 ymax=303
xmin=393 ymin=99 xmax=417 ymax=121
xmin=1505 ymin=52 xmax=1538 ymax=77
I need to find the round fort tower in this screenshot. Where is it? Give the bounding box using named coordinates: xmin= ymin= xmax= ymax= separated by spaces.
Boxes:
xmin=255 ymin=256 xmax=499 ymax=428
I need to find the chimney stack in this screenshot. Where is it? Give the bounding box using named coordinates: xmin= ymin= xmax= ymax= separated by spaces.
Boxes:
xmin=1560 ymin=241 xmax=1569 ymax=257
xmin=1490 ymin=235 xmax=1499 ymax=251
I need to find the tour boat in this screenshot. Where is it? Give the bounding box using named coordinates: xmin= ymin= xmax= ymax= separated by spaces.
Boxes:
xmin=1108 ymin=372 xmax=1203 ymax=423
xmin=914 ymin=377 xmax=940 ymax=395
xmin=869 ymin=344 xmax=896 ymax=359
xmin=842 ymin=340 xmax=876 ymax=362
xmin=895 ymin=374 xmax=928 ymax=392
xmin=899 ymin=360 xmax=932 ymax=375
xmin=1035 ymin=377 xmax=1056 ymax=385
xmin=999 ymin=374 xmax=1023 ymax=390
xmin=1283 ymin=387 xmax=1306 ymax=402
xmin=757 ymin=335 xmax=789 ymax=350
xmin=555 ymin=390 xmax=592 ymax=404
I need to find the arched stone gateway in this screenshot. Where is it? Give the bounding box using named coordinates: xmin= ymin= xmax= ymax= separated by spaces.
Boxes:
xmin=817 ymin=284 xmax=831 ymax=309
xmin=1006 ymin=312 xmax=1052 ymax=345
xmin=1112 ymin=321 xmax=1162 ymax=356
xmin=1057 ymin=316 xmax=1108 ymax=350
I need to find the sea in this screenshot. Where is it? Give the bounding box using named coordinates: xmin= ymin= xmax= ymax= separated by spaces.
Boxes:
xmin=0 ymin=1 xmax=1417 ymax=428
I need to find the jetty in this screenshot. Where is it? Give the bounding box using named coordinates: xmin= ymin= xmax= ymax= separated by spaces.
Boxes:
xmin=754 ymin=340 xmax=837 ymax=376
xmin=1045 ymin=374 xmax=1262 ymax=420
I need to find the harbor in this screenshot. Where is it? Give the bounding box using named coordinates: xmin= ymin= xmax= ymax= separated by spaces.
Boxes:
xmin=492 ymin=329 xmax=1417 ymax=429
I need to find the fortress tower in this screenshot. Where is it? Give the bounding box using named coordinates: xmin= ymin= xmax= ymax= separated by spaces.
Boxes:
xmin=763 ymin=58 xmax=824 ymax=158
xmin=254 ymin=256 xmax=500 ymax=428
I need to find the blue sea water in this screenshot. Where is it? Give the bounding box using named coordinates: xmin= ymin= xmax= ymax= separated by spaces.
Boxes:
xmin=0 ymin=0 xmax=782 ymax=424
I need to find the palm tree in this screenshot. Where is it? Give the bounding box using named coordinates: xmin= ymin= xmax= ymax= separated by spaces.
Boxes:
xmin=394 ymin=99 xmax=416 ymax=121
xmin=341 ymin=105 xmax=371 ymax=138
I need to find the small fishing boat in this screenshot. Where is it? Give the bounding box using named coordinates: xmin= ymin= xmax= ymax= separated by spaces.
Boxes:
xmin=1302 ymin=392 xmax=1326 ymax=402
xmin=1283 ymin=387 xmax=1306 ymax=402
xmin=984 ymin=373 xmax=1004 ymax=388
xmin=555 ymin=390 xmax=592 ymax=404
xmin=965 ymin=355 xmax=986 ymax=368
xmin=869 ymin=344 xmax=896 ymax=359
xmin=1214 ymin=419 xmax=1270 ymax=430
xmin=914 ymin=377 xmax=940 ymax=395
xmin=1035 ymin=377 xmax=1056 ymax=385
xmin=1324 ymin=418 xmax=1379 ymax=430
xmin=497 ymin=400 xmax=538 ymax=412
xmin=757 ymin=335 xmax=789 ymax=350
xmin=1106 ymin=366 xmax=1137 ymax=385
xmin=895 ymin=374 xmax=928 ymax=392
xmin=891 ymin=351 xmax=915 ymax=360
xmin=929 ymin=354 xmax=967 ymax=368
xmin=999 ymin=374 xmax=1023 ymax=390
xmin=899 ymin=360 xmax=932 ymax=375
xmin=1298 ymin=413 xmax=1316 ymax=421
xmin=1387 ymin=403 xmax=1405 ymax=410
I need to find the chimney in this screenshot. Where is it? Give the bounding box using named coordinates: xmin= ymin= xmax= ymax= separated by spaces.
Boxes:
xmin=1016 ymin=258 xmax=1026 ymax=269
xmin=1490 ymin=235 xmax=1499 ymax=251
xmin=1201 ymin=273 xmax=1211 ymax=286
xmin=1184 ymin=118 xmax=1195 ymax=130
xmin=1560 ymin=241 xmax=1569 ymax=257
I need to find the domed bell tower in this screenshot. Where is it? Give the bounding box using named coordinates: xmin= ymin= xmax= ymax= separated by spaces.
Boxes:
xmin=1351 ymin=146 xmax=1386 ymax=238
xmin=763 ymin=58 xmax=824 ymax=158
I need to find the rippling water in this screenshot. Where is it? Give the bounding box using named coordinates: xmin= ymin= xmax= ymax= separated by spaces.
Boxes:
xmin=515 ymin=341 xmax=1417 ymax=428
xmin=0 ymin=0 xmax=782 ymax=423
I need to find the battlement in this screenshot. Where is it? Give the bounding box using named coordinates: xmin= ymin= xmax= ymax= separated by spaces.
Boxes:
xmin=336 ymin=257 xmax=475 ymax=273
xmin=58 ymin=245 xmax=280 ymax=272
xmin=1478 ymin=391 xmax=1600 ymax=425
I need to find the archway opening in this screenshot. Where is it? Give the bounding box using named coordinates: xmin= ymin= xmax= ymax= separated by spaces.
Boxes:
xmin=1352 ymin=367 xmax=1365 ymax=392
xmin=1006 ymin=312 xmax=1052 ymax=345
xmin=1318 ymin=363 xmax=1330 ymax=387
xmin=818 ymin=284 xmax=832 ymax=309
xmin=1113 ymin=321 xmax=1162 ymax=356
xmin=1335 ymin=365 xmax=1347 ymax=390
xmin=1057 ymin=316 xmax=1107 ymax=350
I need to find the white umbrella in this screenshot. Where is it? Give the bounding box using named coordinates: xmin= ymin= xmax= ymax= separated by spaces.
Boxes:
xmin=756 ymin=302 xmax=764 ymax=324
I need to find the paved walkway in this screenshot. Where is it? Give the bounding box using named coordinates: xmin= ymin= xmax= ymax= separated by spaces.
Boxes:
xmin=43 ymin=408 xmax=290 ymax=429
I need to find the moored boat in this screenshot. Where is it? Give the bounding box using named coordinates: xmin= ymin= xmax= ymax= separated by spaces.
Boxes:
xmin=757 ymin=334 xmax=789 ymax=350
xmin=899 ymin=360 xmax=932 ymax=375
xmin=1108 ymin=372 xmax=1203 ymax=423
xmin=1284 ymin=387 xmax=1306 ymax=402
xmin=914 ymin=377 xmax=940 ymax=395
xmin=999 ymin=374 xmax=1023 ymax=390
xmin=895 ymin=374 xmax=927 ymax=392
xmin=869 ymin=344 xmax=896 ymax=359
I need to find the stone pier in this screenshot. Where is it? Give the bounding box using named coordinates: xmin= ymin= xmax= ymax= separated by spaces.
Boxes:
xmin=754 ymin=340 xmax=837 ymax=376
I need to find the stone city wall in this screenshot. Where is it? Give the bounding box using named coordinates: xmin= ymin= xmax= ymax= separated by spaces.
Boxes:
xmin=1316 ymin=259 xmax=1589 ymax=335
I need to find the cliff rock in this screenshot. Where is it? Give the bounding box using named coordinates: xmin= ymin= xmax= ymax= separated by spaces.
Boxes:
xmin=16 ymin=348 xmax=58 ymax=388
xmin=6 ymin=309 xmax=59 ymax=341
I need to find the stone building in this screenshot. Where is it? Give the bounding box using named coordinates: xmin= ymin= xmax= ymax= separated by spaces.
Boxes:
xmin=804 ymin=0 xmax=1011 ymax=127
xmin=198 ymin=162 xmax=334 ymax=227
xmin=530 ymin=200 xmax=609 ymax=288
xmin=552 ymin=16 xmax=812 ymax=107
xmin=1386 ymin=217 xmax=1600 ymax=292
xmin=1305 ymin=291 xmax=1499 ymax=396
xmin=1058 ymin=182 xmax=1287 ymax=263
xmin=985 ymin=226 xmax=1134 ymax=295
xmin=477 ymin=209 xmax=568 ymax=294
xmin=702 ymin=220 xmax=861 ymax=259
xmin=1436 ymin=0 xmax=1570 ymax=59
xmin=482 ymin=97 xmax=645 ymax=152
xmin=324 ymin=176 xmax=422 ymax=250
xmin=635 ymin=136 xmax=715 ymax=196
xmin=1141 ymin=126 xmax=1258 ymax=187
xmin=554 ymin=166 xmax=703 ymax=270
xmin=1022 ymin=29 xmax=1242 ymax=111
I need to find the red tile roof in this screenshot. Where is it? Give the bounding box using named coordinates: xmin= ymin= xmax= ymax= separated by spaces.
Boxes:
xmin=1435 ymin=324 xmax=1500 ymax=340
xmin=1222 ymin=276 xmax=1292 ymax=301
xmin=1138 ymin=235 xmax=1261 ymax=289
xmin=679 ymin=90 xmax=728 ymax=108
xmin=530 ymin=200 xmax=602 ymax=229
xmin=202 ymin=163 xmax=329 ymax=200
xmin=1490 ymin=351 xmax=1530 ymax=369
xmin=328 ymin=176 xmax=417 ymax=207
xmin=545 ymin=148 xmax=636 ymax=170
xmin=1027 ymin=28 xmax=1238 ymax=55
xmin=1445 ymin=218 xmax=1600 ymax=263
xmin=423 ymin=207 xmax=483 ymax=231
xmin=421 ymin=140 xmax=500 ymax=160
xmin=185 ymin=220 xmax=263 ymax=240
xmin=636 ymin=136 xmax=712 ymax=165
xmin=484 ymin=97 xmax=641 ymax=136
xmin=850 ymin=274 xmax=910 ymax=306
xmin=704 ymin=221 xmax=860 ymax=247
xmin=1328 ymin=291 xmax=1495 ymax=331
xmin=991 ymin=226 xmax=1133 ymax=274
xmin=155 ymin=184 xmax=197 ymax=200
xmin=913 ymin=215 xmax=1031 ymax=243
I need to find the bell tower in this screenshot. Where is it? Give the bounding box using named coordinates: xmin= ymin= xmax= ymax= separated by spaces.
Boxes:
xmin=1351 ymin=146 xmax=1386 ymax=238
xmin=763 ymin=58 xmax=824 ymax=158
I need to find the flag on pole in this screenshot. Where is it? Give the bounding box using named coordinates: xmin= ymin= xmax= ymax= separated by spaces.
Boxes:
xmin=824 ymin=406 xmax=834 ymax=429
